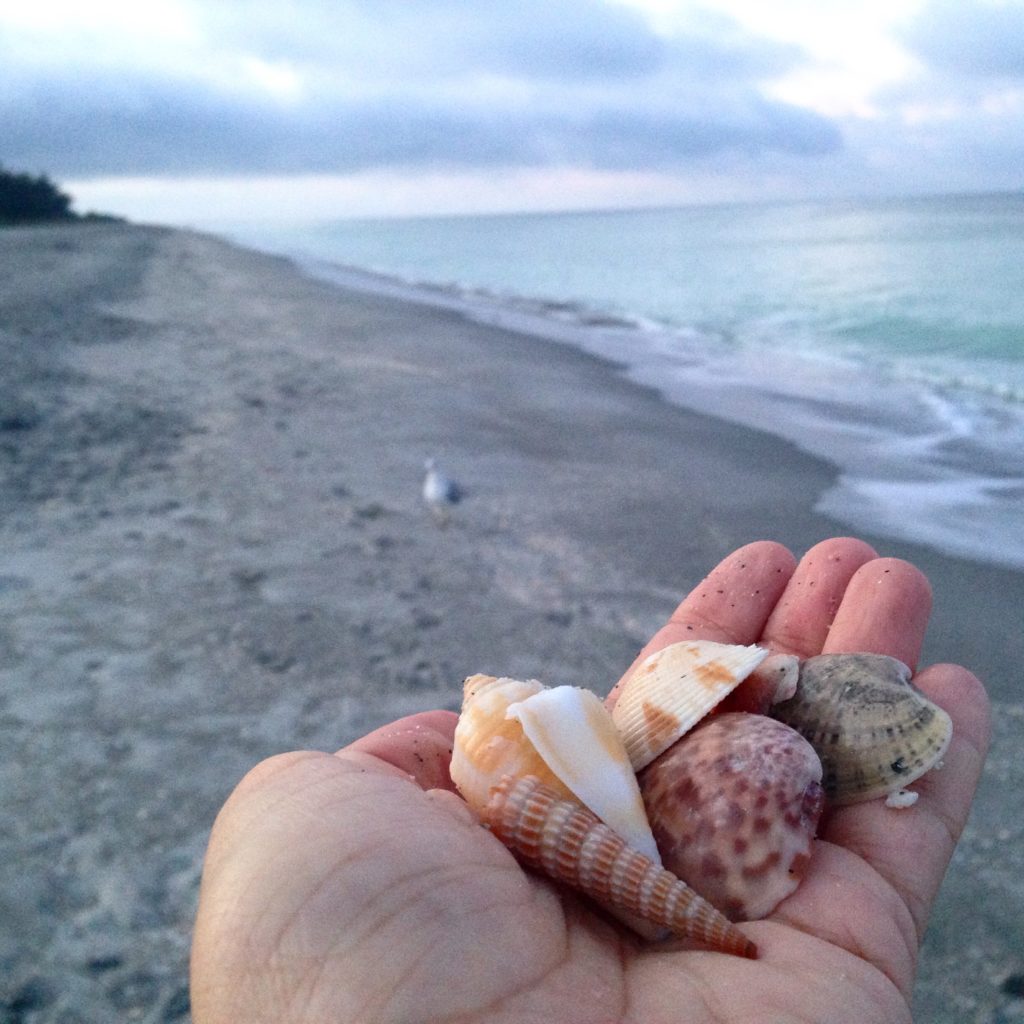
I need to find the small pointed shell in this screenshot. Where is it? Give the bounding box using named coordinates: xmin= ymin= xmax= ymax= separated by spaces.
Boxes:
xmin=507 ymin=686 xmax=660 ymax=863
xmin=483 ymin=774 xmax=758 ymax=958
xmin=770 ymin=653 xmax=953 ymax=805
xmin=611 ymin=641 xmax=769 ymax=771
xmin=450 ymin=675 xmax=575 ymax=813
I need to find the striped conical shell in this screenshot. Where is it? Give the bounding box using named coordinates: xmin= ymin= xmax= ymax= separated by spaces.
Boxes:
xmin=483 ymin=774 xmax=758 ymax=959
xmin=611 ymin=640 xmax=769 ymax=771
xmin=770 ymin=653 xmax=953 ymax=805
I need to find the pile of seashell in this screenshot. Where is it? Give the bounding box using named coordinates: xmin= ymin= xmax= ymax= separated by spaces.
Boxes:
xmin=449 ymin=641 xmax=953 ymax=959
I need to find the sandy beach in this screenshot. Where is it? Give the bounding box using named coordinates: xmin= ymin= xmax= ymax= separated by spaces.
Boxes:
xmin=1 ymin=222 xmax=1021 ymax=1022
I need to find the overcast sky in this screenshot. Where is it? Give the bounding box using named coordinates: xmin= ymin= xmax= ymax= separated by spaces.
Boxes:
xmin=2 ymin=0 xmax=1023 ymax=221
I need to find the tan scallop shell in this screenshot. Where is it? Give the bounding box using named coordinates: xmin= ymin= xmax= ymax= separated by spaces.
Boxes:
xmin=770 ymin=653 xmax=953 ymax=805
xmin=611 ymin=640 xmax=769 ymax=770
xmin=483 ymin=774 xmax=758 ymax=958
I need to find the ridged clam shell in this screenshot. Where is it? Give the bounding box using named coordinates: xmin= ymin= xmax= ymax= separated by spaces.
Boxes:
xmin=640 ymin=713 xmax=824 ymax=921
xmin=611 ymin=640 xmax=769 ymax=771
xmin=450 ymin=675 xmax=575 ymax=813
xmin=770 ymin=653 xmax=953 ymax=805
xmin=483 ymin=774 xmax=758 ymax=959
xmin=507 ymin=685 xmax=659 ymax=863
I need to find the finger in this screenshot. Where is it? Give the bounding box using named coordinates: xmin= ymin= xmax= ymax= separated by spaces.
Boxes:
xmin=607 ymin=541 xmax=796 ymax=706
xmin=760 ymin=537 xmax=879 ymax=657
xmin=821 ymin=664 xmax=990 ymax=944
xmin=340 ymin=710 xmax=458 ymax=791
xmin=822 ymin=558 xmax=933 ymax=671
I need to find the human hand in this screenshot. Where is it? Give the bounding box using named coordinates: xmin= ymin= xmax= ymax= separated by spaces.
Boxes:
xmin=190 ymin=538 xmax=990 ymax=1024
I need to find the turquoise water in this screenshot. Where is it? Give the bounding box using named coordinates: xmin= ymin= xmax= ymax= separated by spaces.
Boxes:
xmin=219 ymin=192 xmax=1024 ymax=569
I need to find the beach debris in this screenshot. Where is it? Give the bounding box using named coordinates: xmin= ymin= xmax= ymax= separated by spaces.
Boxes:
xmin=640 ymin=712 xmax=824 ymax=921
xmin=885 ymin=788 xmax=920 ymax=809
xmin=770 ymin=653 xmax=952 ymax=805
xmin=450 ymin=672 xmax=755 ymax=955
xmin=610 ymin=640 xmax=769 ymax=771
xmin=422 ymin=457 xmax=463 ymax=526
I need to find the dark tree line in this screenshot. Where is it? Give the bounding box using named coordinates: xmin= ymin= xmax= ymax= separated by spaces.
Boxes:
xmin=0 ymin=166 xmax=76 ymax=225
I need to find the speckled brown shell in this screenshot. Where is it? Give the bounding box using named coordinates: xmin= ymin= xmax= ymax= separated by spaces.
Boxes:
xmin=640 ymin=712 xmax=824 ymax=921
xmin=770 ymin=653 xmax=953 ymax=805
xmin=483 ymin=774 xmax=758 ymax=958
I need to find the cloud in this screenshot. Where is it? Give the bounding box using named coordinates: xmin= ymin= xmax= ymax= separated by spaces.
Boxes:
xmin=901 ymin=0 xmax=1024 ymax=79
xmin=2 ymin=74 xmax=841 ymax=177
xmin=197 ymin=0 xmax=669 ymax=82
xmin=2 ymin=74 xmax=290 ymax=176
xmin=0 ymin=0 xmax=840 ymax=179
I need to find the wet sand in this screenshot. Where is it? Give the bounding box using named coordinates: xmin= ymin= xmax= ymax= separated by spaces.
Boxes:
xmin=0 ymin=222 xmax=1020 ymax=1022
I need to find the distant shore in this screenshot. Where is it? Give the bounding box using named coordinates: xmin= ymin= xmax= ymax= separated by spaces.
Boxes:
xmin=1 ymin=222 xmax=1020 ymax=1022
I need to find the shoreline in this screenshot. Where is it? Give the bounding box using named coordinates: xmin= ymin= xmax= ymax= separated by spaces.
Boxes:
xmin=221 ymin=211 xmax=1024 ymax=575
xmin=226 ymin=224 xmax=1024 ymax=694
xmin=0 ymin=221 xmax=1020 ymax=1022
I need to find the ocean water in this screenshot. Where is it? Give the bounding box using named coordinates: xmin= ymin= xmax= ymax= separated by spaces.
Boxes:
xmin=217 ymin=193 xmax=1024 ymax=570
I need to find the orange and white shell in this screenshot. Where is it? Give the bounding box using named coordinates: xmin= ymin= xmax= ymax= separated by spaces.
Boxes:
xmin=449 ymin=675 xmax=566 ymax=810
xmin=450 ymin=674 xmax=659 ymax=861
xmin=610 ymin=640 xmax=769 ymax=770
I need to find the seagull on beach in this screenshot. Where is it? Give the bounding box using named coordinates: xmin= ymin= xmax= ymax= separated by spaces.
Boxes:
xmin=423 ymin=458 xmax=463 ymax=526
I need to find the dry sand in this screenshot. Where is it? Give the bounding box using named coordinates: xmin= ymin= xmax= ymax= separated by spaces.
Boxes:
xmin=1 ymin=222 xmax=1021 ymax=1023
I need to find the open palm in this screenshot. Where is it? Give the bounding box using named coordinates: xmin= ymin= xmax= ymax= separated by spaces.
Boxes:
xmin=191 ymin=538 xmax=989 ymax=1024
